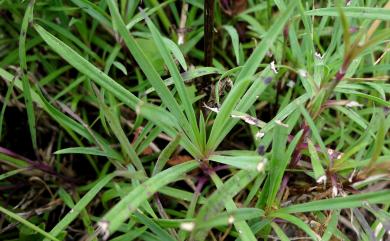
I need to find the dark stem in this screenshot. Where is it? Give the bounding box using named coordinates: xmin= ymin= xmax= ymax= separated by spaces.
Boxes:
xmin=199 ymin=0 xmax=215 ymax=100
xmin=204 ymin=0 xmax=215 ymax=67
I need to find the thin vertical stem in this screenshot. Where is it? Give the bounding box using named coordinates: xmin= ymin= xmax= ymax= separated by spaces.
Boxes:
xmin=204 ymin=0 xmax=215 ymax=67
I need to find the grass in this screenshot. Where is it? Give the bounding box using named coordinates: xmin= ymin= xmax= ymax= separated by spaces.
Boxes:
xmin=0 ymin=0 xmax=390 ymax=240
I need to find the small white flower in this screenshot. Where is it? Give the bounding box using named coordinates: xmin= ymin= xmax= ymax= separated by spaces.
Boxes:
xmin=314 ymin=52 xmax=324 ymax=60
xmin=375 ymin=223 xmax=383 ymax=237
xmin=228 ymin=216 xmax=235 ymax=224
xmin=97 ymin=221 xmax=110 ymax=241
xmin=316 ymin=175 xmax=327 ymax=184
xmin=298 ymin=69 xmax=307 ymax=78
xmin=346 ymin=101 xmax=363 ymax=108
xmin=180 ymin=222 xmax=195 ymax=231
xmin=257 ymin=158 xmax=267 ymax=172
xmin=270 ymin=61 xmax=278 ymax=74
xmin=348 ymin=169 xmax=356 ymax=183
xmin=332 ymin=186 xmax=338 ymax=197
xmin=255 ymin=131 xmax=265 ymax=140
xmin=178 ymin=36 xmax=184 ymax=45
xmin=275 ymin=120 xmax=289 ymax=128
xmin=287 ymin=80 xmax=295 ymax=88
xmin=204 ymin=104 xmax=219 ymax=113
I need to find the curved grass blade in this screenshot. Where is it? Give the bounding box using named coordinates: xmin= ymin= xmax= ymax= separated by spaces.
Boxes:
xmin=223 ymin=25 xmax=240 ymax=65
xmin=69 ymin=0 xmax=111 ymax=28
xmin=0 ymin=206 xmax=60 ymax=241
xmin=270 ymin=212 xmax=320 ymax=240
xmin=321 ymin=210 xmax=340 ymax=241
xmin=152 ymin=134 xmax=181 ymax=175
xmin=209 ymin=172 xmax=258 ymax=241
xmin=142 ymin=8 xmax=199 ymax=148
xmin=34 ymin=24 xmax=140 ymax=109
xmin=42 ymin=173 xmax=116 ymax=241
xmin=271 ymin=222 xmax=291 ymax=241
xmin=98 ymin=160 xmax=199 ymax=239
xmin=207 ymin=2 xmax=299 ymax=151
xmin=133 ymin=212 xmax=176 ymax=241
xmin=193 ymin=170 xmax=259 ymax=240
xmin=106 ymin=0 xmax=197 ymax=149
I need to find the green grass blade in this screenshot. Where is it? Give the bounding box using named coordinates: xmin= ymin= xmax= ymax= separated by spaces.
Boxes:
xmin=44 ymin=173 xmax=116 ymax=240
xmin=98 ymin=160 xmax=199 ymax=238
xmin=270 ymin=212 xmax=320 ymax=240
xmin=278 ymin=190 xmax=390 ymax=213
xmin=223 ymin=25 xmax=240 ymax=65
xmin=95 ymin=90 xmax=145 ymax=174
xmin=142 ymin=9 xmax=200 ymax=147
xmin=209 ymin=154 xmax=265 ymax=170
xmin=69 ymin=0 xmax=111 ymax=27
xmin=106 ymin=0 xmax=197 ymax=147
xmin=209 ymin=172 xmax=258 ymax=241
xmin=133 ymin=212 xmax=176 ymax=241
xmin=368 ymin=109 xmax=387 ymax=167
xmin=305 ymin=7 xmax=390 ymax=20
xmin=54 ymin=147 xmax=121 ymax=159
xmin=271 ymin=222 xmax=291 ymax=241
xmin=299 ymin=105 xmax=330 ymax=162
xmin=321 ymin=210 xmax=340 ymax=241
xmin=19 ymin=0 xmax=37 ymax=150
xmin=0 ymin=72 xmax=17 ymax=139
xmin=195 ymin=208 xmax=264 ymax=230
xmin=0 ymin=168 xmax=28 ymax=181
xmin=194 ymin=170 xmax=259 ymax=240
xmin=34 ymin=24 xmax=140 ymax=109
xmin=206 ymin=79 xmax=251 ymax=150
xmin=206 ymin=0 xmax=299 ymax=150
xmin=0 ymin=206 xmax=60 ymax=241
xmin=235 ymin=1 xmax=298 ymax=84
xmin=307 ymin=139 xmax=326 ymax=183
xmin=152 ymin=134 xmax=181 ymax=175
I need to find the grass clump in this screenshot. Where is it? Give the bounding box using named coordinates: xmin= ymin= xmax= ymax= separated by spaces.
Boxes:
xmin=0 ymin=0 xmax=390 ymax=240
